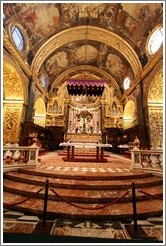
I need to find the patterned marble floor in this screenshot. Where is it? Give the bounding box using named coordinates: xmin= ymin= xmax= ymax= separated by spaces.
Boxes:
xmin=37 ymin=150 xmax=132 ymax=173
xmin=3 ymin=208 xmax=163 ymax=242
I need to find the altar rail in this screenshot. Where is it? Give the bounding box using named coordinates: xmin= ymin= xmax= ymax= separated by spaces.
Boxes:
xmin=3 ymin=146 xmax=40 ymax=172
xmin=131 ymin=149 xmax=163 ymax=175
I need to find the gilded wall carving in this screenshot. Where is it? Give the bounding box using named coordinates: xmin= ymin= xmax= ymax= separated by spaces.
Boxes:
xmin=146 ymin=69 xmax=163 ymax=149
xmin=148 ymin=70 xmax=163 ymax=103
xmin=143 ymin=61 xmax=163 ymax=107
xmin=148 ymin=109 xmax=163 ymax=148
xmin=3 ymin=105 xmax=23 ymax=144
xmin=3 ymin=62 xmax=24 ymax=100
xmin=4 ymin=53 xmax=29 ymax=105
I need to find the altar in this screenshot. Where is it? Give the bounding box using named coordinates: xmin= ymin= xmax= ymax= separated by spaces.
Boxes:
xmin=59 ymin=142 xmax=112 ymax=162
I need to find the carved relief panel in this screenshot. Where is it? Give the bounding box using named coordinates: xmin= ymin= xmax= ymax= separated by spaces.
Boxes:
xmin=148 ymin=108 xmax=163 ymax=148
xmin=3 ymin=104 xmax=23 ymax=144
xmin=147 ymin=69 xmax=163 ymax=148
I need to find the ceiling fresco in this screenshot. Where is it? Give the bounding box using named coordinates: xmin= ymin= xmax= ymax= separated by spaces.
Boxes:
xmin=42 ymin=40 xmax=134 ymax=87
xmin=3 ymin=2 xmax=163 ymax=97
xmin=4 ymin=3 xmax=162 ymax=49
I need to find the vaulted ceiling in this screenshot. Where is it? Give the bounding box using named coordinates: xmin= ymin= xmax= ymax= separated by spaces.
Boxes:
xmin=3 ymin=2 xmax=163 ymax=99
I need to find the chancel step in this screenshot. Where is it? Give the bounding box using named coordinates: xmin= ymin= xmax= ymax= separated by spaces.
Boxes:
xmin=3 ymin=168 xmax=163 ymax=220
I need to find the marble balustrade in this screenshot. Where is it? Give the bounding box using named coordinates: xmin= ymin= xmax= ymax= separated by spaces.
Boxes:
xmin=131 ymin=149 xmax=163 ymax=175
xmin=3 ymin=146 xmax=40 ymax=172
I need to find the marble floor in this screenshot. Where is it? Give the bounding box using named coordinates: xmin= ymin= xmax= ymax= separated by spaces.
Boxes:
xmin=3 ymin=208 xmax=163 ymax=243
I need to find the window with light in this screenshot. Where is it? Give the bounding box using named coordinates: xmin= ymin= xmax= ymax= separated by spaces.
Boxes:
xmin=148 ymin=27 xmax=163 ymax=55
xmin=11 ymin=25 xmax=25 ymax=51
xmin=40 ymin=75 xmax=46 ymax=87
xmin=123 ymin=77 xmax=131 ymax=90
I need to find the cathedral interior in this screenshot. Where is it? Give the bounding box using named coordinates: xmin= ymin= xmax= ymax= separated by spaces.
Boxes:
xmin=2 ymin=2 xmax=164 ymax=243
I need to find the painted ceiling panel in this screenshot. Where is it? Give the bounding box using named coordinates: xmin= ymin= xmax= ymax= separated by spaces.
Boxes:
xmin=41 ymin=40 xmax=134 ymax=87
xmin=3 ymin=2 xmax=163 ymax=96
xmin=4 ymin=3 xmax=162 ymax=49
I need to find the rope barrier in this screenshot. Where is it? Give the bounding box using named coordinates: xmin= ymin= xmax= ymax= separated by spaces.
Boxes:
xmin=137 ymin=188 xmax=163 ymax=200
xmin=50 ymin=187 xmax=131 ymax=210
xmin=4 ymin=187 xmax=44 ymax=207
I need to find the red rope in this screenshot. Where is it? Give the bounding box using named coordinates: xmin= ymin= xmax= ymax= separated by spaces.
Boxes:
xmin=137 ymin=189 xmax=163 ymax=200
xmin=4 ymin=187 xmax=44 ymax=207
xmin=50 ymin=188 xmax=131 ymax=210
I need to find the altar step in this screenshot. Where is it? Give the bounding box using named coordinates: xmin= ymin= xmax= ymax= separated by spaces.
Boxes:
xmin=4 ymin=177 xmax=162 ymax=203
xmin=3 ymin=169 xmax=163 ymax=220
